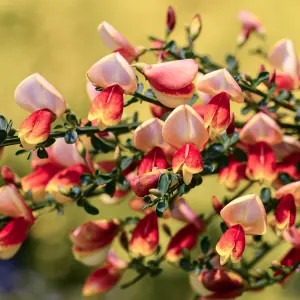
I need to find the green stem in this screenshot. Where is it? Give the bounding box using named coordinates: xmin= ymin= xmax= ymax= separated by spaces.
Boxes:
xmin=0 ymin=123 xmax=141 ymax=148
xmin=124 ymin=92 xmax=169 ymax=108
xmin=120 ymin=272 xmax=147 ymax=289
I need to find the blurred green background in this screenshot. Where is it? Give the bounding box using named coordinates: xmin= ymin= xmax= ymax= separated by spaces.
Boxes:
xmin=0 ymin=0 xmax=300 ymax=299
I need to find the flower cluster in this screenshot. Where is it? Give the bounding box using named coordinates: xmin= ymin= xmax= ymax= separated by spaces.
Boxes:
xmin=0 ymin=6 xmax=299 ymax=299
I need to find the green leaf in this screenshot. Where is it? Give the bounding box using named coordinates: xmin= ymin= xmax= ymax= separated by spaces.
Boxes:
xmin=279 ymin=172 xmax=293 ymax=185
xmin=136 ymin=83 xmax=144 ymax=93
xmin=253 ymin=71 xmax=269 ymax=87
xmin=226 ymin=54 xmax=238 ymax=71
xmin=143 ymin=195 xmax=151 ymax=203
xmin=0 ymin=130 xmax=7 ymax=143
xmin=233 ymin=148 xmax=247 ymax=162
xmin=64 ymin=130 xmax=78 ymax=144
xmin=70 ymin=185 xmax=81 ymax=198
xmin=0 ymin=115 xmax=8 ymax=130
xmin=200 ymin=163 xmax=214 ymax=175
xmin=200 ymin=236 xmax=210 ymax=254
xmin=156 ymin=201 xmax=169 ymax=217
xmin=206 ymin=143 xmax=225 ymax=159
xmin=105 ymin=180 xmax=116 ymax=197
xmin=158 ymin=173 xmax=172 ymax=194
xmin=95 ymin=174 xmax=112 ymax=185
xmin=15 ymin=149 xmax=27 ymax=156
xmin=260 ymin=187 xmax=271 ymax=203
xmin=83 ymin=201 xmax=99 ymax=215
xmin=220 ymin=222 xmax=228 ymax=233
xmin=120 ymin=157 xmax=133 ymax=171
xmin=42 ymin=137 xmax=56 ymax=148
xmin=241 ymin=105 xmax=252 ymax=115
xmin=80 ymin=174 xmax=93 ymax=186
xmin=66 ymin=113 xmax=78 ymax=126
xmin=91 ymin=135 xmax=115 ymax=153
xmin=37 ymin=148 xmax=48 ymax=159
xmin=277 ymin=90 xmax=289 ymax=102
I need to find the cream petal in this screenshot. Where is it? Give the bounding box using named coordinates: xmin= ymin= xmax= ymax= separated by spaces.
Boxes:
xmin=220 ymin=194 xmax=267 ymax=235
xmin=162 ymin=105 xmax=209 ymax=150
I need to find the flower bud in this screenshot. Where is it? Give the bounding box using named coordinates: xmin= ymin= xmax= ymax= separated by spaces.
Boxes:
xmin=190 ymin=14 xmax=202 ymax=41
xmin=88 ymin=84 xmax=124 ymax=130
xmin=162 ymin=105 xmax=209 ymax=150
xmin=212 ymin=196 xmax=224 ymax=214
xmin=220 ymin=194 xmax=267 ymax=235
xmin=129 ymin=211 xmax=159 ymax=256
xmin=196 ymin=68 xmax=244 ymax=103
xmin=216 ymin=224 xmax=245 ymax=265
xmin=138 ymin=60 xmax=198 ymax=108
xmin=226 ymin=113 xmax=235 ymax=136
xmin=166 ymin=6 xmax=176 ymax=34
xmin=87 ymin=52 xmax=137 ymax=94
xmin=149 ymin=103 xmax=171 ymax=119
xmin=239 ymin=112 xmax=283 ymax=146
xmin=70 ymin=219 xmax=119 ymax=266
xmin=18 ymin=109 xmax=55 ymax=150
xmin=14 ymin=73 xmax=66 ymax=117
xmin=275 ymin=194 xmax=296 ymax=230
xmin=1 ymin=166 xmax=20 ymax=186
xmin=166 ymin=223 xmax=201 ymax=262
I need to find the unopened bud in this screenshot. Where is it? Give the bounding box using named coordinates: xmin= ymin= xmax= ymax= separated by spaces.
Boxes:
xmin=190 ymin=14 xmax=202 ymax=41
xmin=270 ymin=69 xmax=276 ymax=85
xmin=226 ymin=113 xmax=235 ymax=136
xmin=166 ymin=6 xmax=176 ymax=34
xmin=259 ymin=64 xmax=266 ymax=72
xmin=212 ymin=196 xmax=224 ymax=214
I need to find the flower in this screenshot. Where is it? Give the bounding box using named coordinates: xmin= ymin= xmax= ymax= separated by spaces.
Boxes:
xmin=1 ymin=166 xmax=20 ymax=186
xmin=268 ymin=39 xmax=299 ymax=89
xmin=14 ymin=73 xmax=66 ymax=117
xmin=275 ymin=194 xmax=296 ymax=230
xmin=88 ymin=84 xmax=124 ymax=130
xmin=97 ymin=21 xmax=139 ymax=63
xmin=272 ymin=135 xmax=300 ymax=161
xmin=203 ymin=92 xmax=231 ymax=138
xmin=87 ymin=52 xmax=137 ymax=94
xmin=239 ymin=112 xmax=283 ymax=146
xmin=220 ymin=194 xmax=267 ymax=235
xmin=166 ymin=223 xmax=202 ymax=262
xmin=82 ymin=251 xmax=127 ymax=296
xmin=218 ymin=156 xmax=246 ymax=190
xmin=275 ymin=181 xmax=300 ymax=206
xmin=137 ymin=59 xmax=198 ymax=108
xmin=237 ymin=10 xmax=264 ymax=46
xmin=129 ymin=212 xmax=159 ymax=256
xmin=70 ymin=219 xmax=119 ymax=266
xmin=196 ymin=69 xmax=244 ymax=103
xmin=18 ymin=109 xmax=55 ymax=150
xmin=46 ymin=164 xmax=91 ymax=204
xmin=246 ymin=141 xmax=277 ymax=182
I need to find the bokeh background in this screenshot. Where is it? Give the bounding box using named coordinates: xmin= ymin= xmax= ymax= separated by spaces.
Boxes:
xmin=0 ymin=0 xmax=300 ymax=299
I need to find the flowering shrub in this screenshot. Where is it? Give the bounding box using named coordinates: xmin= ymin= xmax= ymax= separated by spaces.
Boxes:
xmin=0 ymin=6 xmax=300 ymax=299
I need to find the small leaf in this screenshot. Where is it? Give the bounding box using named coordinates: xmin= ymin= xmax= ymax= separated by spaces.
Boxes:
xmin=119 ymin=231 xmax=129 ymax=251
xmin=96 ymin=174 xmax=112 ymax=185
xmin=83 ymin=201 xmax=99 ymax=215
xmin=156 ymin=201 xmax=169 ymax=217
xmin=37 ymin=148 xmax=48 ymax=159
xmin=200 ymin=236 xmax=210 ymax=254
xmin=120 ymin=157 xmax=133 ymax=171
xmin=64 ymin=130 xmax=78 ymax=144
xmin=206 ymin=143 xmax=225 ymax=159
xmin=241 ymin=105 xmax=252 ymax=115
xmin=0 ymin=116 xmax=8 ymax=130
xmin=162 ymin=224 xmax=172 ymax=237
xmin=158 ymin=173 xmax=172 ymax=194
xmin=91 ymin=135 xmax=115 ymax=153
xmin=0 ymin=130 xmax=7 ymax=144
xmin=42 ymin=137 xmax=56 ymax=148
xmin=279 ymin=172 xmax=293 ymax=185
xmin=260 ymin=187 xmax=271 ymax=203
xmin=70 ymin=185 xmax=81 ymax=198
xmin=253 ymin=71 xmax=269 ymax=87
xmin=15 ymin=149 xmax=27 ymax=156
xmin=105 ymin=180 xmax=116 ymax=197
xmin=80 ymin=174 xmax=94 ymax=186
xmin=233 ymin=148 xmax=247 ymax=162
xmin=66 ymin=113 xmax=78 ymax=126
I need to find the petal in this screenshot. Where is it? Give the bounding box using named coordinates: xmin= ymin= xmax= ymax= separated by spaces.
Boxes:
xmin=212 ymin=196 xmax=224 ymax=214
xmin=14 ymin=73 xmax=66 ymax=117
xmin=18 ymin=109 xmax=55 ymax=150
xmin=87 ymin=52 xmax=137 ymax=94
xmin=166 ymin=223 xmax=200 ymax=262
xmin=133 ymin=118 xmax=166 ymax=152
xmin=268 ymin=39 xmax=299 ymax=88
xmin=151 ymin=82 xmax=195 ymax=108
xmin=162 ymin=105 xmax=209 ymax=150
xmin=0 ymin=185 xmax=34 ymax=224
xmin=1 ymin=166 xmax=20 ymax=186
xmin=238 ymin=10 xmax=264 ymax=33
xmin=220 ymin=194 xmax=267 ymax=235
xmin=216 ymin=224 xmax=245 ymax=265
xmin=72 ymin=245 xmax=110 ymax=266
xmin=246 ymin=141 xmax=277 ymax=182
xmin=196 ymin=69 xmax=244 ymax=103
xmin=275 ymin=194 xmax=296 ymax=230
xmin=172 ymin=143 xmax=203 ymax=184
xmin=142 ymin=59 xmax=198 ymax=90
xmin=46 ymin=164 xmax=91 ymax=204
xmin=282 ymin=226 xmax=300 ymax=247
xmin=138 ymin=147 xmax=168 ymax=175
xmin=204 ymin=92 xmax=231 ymax=138
xmin=21 ymin=163 xmax=63 ymax=203
xmin=86 ymin=81 xmax=101 ymax=101
xmin=276 ymin=181 xmax=300 ymax=206
xmin=272 ymin=135 xmax=300 ymax=161
xmin=82 ymin=264 xmax=123 ymax=296
xmin=239 ymin=112 xmax=283 ymax=145
xmin=150 ymin=103 xmax=171 ymax=119
xmin=88 ymin=84 xmax=124 ymax=129
xmin=0 ymin=218 xmax=31 ymax=259
xmin=129 ymin=211 xmax=159 ymax=256
xmin=97 ymin=21 xmax=133 ymax=52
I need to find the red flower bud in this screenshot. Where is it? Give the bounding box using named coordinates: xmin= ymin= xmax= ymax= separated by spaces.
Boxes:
xmin=166 ymin=6 xmax=176 ymax=34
